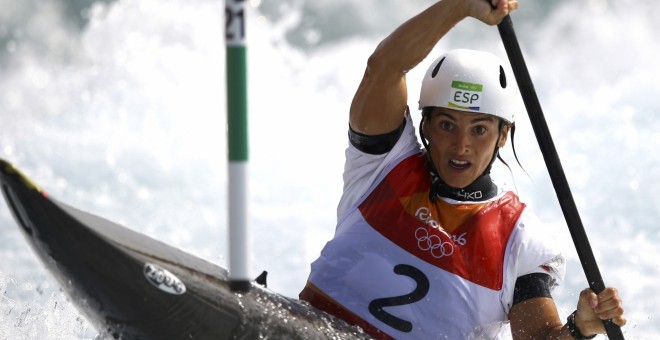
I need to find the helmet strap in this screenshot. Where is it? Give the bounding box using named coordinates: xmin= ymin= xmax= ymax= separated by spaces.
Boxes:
xmin=482 ymin=119 xmax=508 ymax=175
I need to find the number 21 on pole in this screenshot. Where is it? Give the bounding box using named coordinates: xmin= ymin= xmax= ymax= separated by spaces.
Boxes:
xmin=226 ymin=0 xmax=246 ymax=45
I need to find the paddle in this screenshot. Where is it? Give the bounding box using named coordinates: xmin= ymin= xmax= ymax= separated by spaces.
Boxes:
xmin=496 ymin=14 xmax=625 ymax=340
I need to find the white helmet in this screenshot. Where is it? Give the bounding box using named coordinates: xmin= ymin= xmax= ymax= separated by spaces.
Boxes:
xmin=418 ymin=49 xmax=520 ymax=123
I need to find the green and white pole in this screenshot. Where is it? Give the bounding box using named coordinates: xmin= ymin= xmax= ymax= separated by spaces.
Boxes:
xmin=225 ymin=0 xmax=250 ymax=292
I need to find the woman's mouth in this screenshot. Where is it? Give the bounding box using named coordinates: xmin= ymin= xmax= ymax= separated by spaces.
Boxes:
xmin=449 ymin=159 xmax=470 ymax=170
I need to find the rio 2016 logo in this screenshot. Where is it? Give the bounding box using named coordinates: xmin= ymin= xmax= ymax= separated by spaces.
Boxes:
xmin=414 ymin=227 xmax=454 ymax=258
xmin=414 ymin=207 xmax=467 ymax=247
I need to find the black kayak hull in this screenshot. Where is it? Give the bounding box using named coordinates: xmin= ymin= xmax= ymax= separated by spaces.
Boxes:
xmin=0 ymin=159 xmax=369 ymax=340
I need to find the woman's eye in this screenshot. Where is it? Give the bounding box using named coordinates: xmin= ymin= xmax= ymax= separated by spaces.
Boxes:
xmin=473 ymin=126 xmax=487 ymax=135
xmin=440 ymin=121 xmax=453 ymax=131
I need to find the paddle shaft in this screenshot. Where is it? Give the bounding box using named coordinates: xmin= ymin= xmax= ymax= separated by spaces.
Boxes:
xmin=496 ymin=15 xmax=624 ymax=339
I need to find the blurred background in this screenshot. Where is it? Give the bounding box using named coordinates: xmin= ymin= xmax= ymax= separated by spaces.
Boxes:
xmin=1 ymin=0 xmax=657 ymax=338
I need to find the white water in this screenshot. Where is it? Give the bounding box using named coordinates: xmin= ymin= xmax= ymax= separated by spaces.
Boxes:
xmin=0 ymin=0 xmax=658 ymax=338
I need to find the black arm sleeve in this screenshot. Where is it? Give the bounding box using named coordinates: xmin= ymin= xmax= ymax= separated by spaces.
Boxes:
xmin=348 ymin=118 xmax=406 ymax=155
xmin=512 ymin=273 xmax=554 ymax=306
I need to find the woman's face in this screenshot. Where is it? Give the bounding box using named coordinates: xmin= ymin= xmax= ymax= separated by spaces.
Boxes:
xmin=424 ymin=107 xmax=509 ymax=189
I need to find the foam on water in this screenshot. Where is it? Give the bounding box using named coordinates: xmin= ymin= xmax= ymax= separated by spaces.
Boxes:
xmin=1 ymin=0 xmax=658 ymax=338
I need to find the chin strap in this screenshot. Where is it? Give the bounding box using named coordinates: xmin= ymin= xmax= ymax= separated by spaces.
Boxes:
xmin=426 ymin=154 xmax=498 ymax=202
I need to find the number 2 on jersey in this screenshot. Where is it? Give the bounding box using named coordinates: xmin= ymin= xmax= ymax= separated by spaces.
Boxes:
xmin=368 ymin=264 xmax=430 ymax=333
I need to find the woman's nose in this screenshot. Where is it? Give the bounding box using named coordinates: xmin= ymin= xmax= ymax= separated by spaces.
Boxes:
xmin=452 ymin=131 xmax=470 ymax=154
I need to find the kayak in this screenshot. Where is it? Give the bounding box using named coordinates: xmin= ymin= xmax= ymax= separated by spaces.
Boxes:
xmin=0 ymin=158 xmax=370 ymax=339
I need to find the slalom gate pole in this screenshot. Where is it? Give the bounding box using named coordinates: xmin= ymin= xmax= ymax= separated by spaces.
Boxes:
xmin=496 ymin=15 xmax=624 ymax=339
xmin=225 ymin=0 xmax=250 ymax=293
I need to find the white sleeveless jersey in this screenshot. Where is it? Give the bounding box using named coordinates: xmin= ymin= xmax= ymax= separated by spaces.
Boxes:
xmin=301 ymin=115 xmax=565 ymax=339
